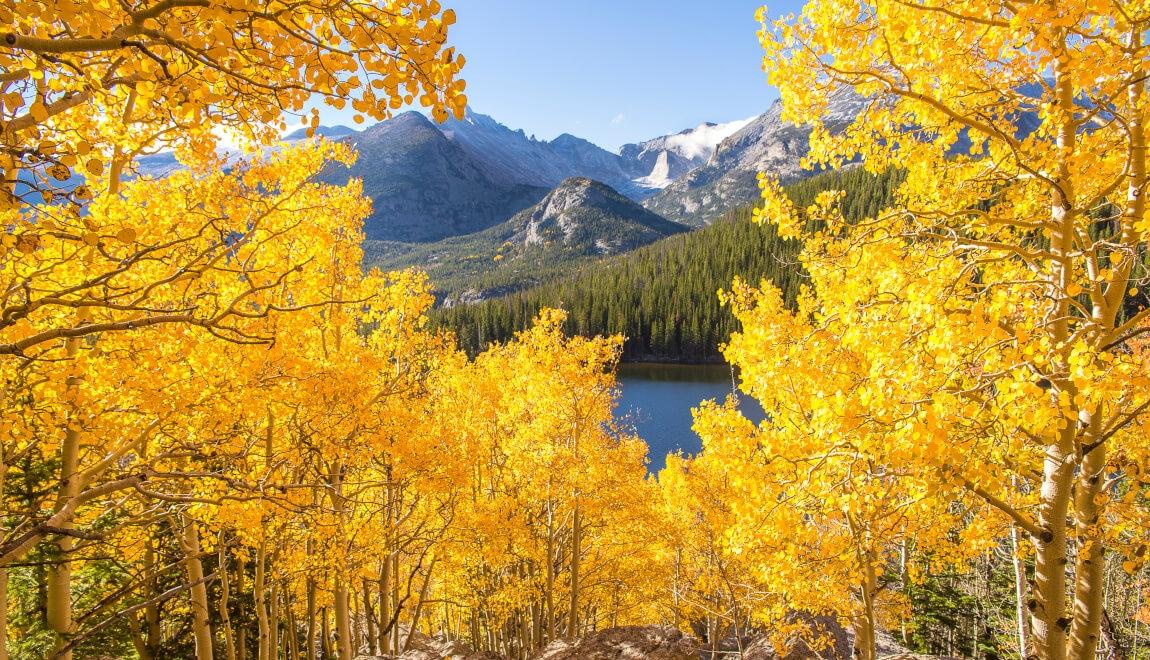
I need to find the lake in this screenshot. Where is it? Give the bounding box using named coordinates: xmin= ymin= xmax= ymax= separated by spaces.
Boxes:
xmin=615 ymin=362 xmax=765 ymax=473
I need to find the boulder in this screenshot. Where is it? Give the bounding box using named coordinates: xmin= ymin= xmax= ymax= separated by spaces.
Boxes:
xmin=354 ymin=627 xmax=494 ymax=660
xmin=700 ymin=617 xmax=956 ymax=660
xmin=532 ymin=625 xmax=701 ymax=660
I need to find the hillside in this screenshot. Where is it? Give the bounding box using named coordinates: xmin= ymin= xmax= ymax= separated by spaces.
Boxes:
xmin=365 ymin=178 xmax=687 ymax=301
xmin=432 ymin=167 xmax=903 ymax=361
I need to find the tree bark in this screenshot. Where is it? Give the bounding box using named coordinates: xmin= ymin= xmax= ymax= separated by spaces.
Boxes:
xmin=237 ymin=553 xmax=248 ymax=660
xmin=362 ymin=579 xmax=375 ymax=656
xmin=379 ymin=558 xmax=391 ymax=655
xmin=47 ymin=334 xmax=83 ymax=660
xmin=255 ymin=538 xmax=271 ymax=660
xmin=335 ymin=577 xmax=353 ymax=660
xmin=179 ymin=514 xmax=214 ymax=660
xmin=219 ymin=540 xmax=238 ymax=660
xmin=403 ymin=556 xmax=438 ymax=653
xmin=567 ymin=505 xmax=581 ymax=640
xmin=1032 ymin=38 xmax=1077 ymax=660
xmin=321 ymin=606 xmax=333 ymax=660
xmin=1012 ymin=517 xmax=1031 ymax=659
xmin=270 ymin=576 xmax=281 ymax=660
xmin=305 ymin=577 xmax=319 ymax=660
xmin=0 ymin=564 xmax=8 ymax=660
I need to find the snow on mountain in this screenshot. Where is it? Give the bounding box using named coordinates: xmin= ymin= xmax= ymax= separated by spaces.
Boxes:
xmin=660 ymin=118 xmax=756 ymax=161
xmin=644 ymin=88 xmax=870 ymax=226
xmin=619 ymin=117 xmax=755 ymax=189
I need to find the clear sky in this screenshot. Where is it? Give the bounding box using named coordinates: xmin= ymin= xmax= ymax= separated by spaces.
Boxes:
xmin=318 ymin=1 xmax=805 ymax=152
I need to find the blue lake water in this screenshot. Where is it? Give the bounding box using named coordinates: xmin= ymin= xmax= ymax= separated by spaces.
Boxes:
xmin=615 ymin=363 xmax=765 ymax=473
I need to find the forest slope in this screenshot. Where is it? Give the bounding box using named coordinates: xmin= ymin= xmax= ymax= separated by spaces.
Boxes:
xmin=432 ymin=167 xmax=903 ymax=361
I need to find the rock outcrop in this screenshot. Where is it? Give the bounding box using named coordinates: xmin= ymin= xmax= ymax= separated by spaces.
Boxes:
xmin=532 ymin=625 xmax=701 ymax=660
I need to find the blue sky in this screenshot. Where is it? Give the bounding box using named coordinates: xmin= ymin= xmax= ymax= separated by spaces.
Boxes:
xmin=320 ymin=1 xmax=805 ymax=151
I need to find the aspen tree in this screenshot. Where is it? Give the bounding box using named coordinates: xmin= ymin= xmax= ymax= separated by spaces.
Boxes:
xmin=701 ymin=2 xmax=1150 ymax=656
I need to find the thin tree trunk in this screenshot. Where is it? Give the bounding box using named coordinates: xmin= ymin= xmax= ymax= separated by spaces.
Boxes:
xmin=128 ymin=613 xmax=151 ymax=660
xmin=1032 ymin=42 xmax=1077 ymax=660
xmin=1071 ymin=25 xmax=1149 ymax=660
xmin=853 ymin=547 xmax=878 ymax=660
xmin=567 ymin=505 xmax=581 ymax=640
xmin=0 ymin=462 xmax=7 ymax=660
xmin=306 ymin=574 xmax=317 ymax=660
xmin=0 ymin=564 xmax=8 ymax=660
xmin=179 ymin=515 xmax=214 ymax=660
xmin=219 ymin=540 xmax=238 ymax=660
xmin=545 ymin=508 xmax=555 ymax=644
xmin=403 ymin=556 xmax=438 ymax=653
xmin=286 ymin=588 xmax=300 ymax=660
xmin=47 ymin=334 xmax=83 ymax=660
xmin=321 ymin=606 xmax=333 ymax=660
xmin=363 ymin=578 xmax=376 ymax=656
xmin=392 ymin=551 xmax=401 ymax=654
xmin=270 ymin=576 xmax=281 ymax=660
xmin=237 ymin=552 xmax=248 ymax=660
xmin=1012 ymin=518 xmax=1031 ymax=659
xmin=335 ymin=578 xmax=353 ymax=660
xmin=256 ymin=539 xmax=271 ymax=660
xmin=379 ymin=559 xmax=391 ymax=655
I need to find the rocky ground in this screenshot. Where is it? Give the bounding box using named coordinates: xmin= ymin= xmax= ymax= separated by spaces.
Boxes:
xmin=354 ymin=621 xmax=962 ymax=660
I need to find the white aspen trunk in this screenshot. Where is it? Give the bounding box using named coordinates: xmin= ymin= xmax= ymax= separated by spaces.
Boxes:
xmin=270 ymin=578 xmax=281 ymax=660
xmin=379 ymin=558 xmax=391 ymax=655
xmin=1013 ymin=518 xmax=1032 ymax=659
xmin=179 ymin=515 xmax=214 ymax=660
xmin=219 ymin=540 xmax=237 ymax=660
xmin=545 ymin=510 xmax=555 ymax=644
xmin=363 ymin=578 xmax=376 ymax=656
xmin=854 ymin=556 xmax=878 ymax=660
xmin=47 ymin=333 xmax=83 ymax=660
xmin=335 ymin=578 xmax=353 ymax=660
xmin=567 ymin=504 xmax=581 ymax=640
xmin=256 ymin=540 xmax=271 ymax=660
xmin=1032 ymin=37 xmax=1078 ymax=660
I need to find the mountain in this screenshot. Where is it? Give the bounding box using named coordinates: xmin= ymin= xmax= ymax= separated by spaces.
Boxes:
xmin=320 ymin=111 xmax=549 ymax=242
xmin=502 ymin=176 xmax=684 ymax=255
xmin=131 ymin=104 xmax=858 ymax=243
xmin=131 ymin=99 xmax=872 ymax=243
xmin=440 ymin=109 xmax=654 ymax=198
xmin=431 ymin=167 xmax=903 ymax=362
xmin=620 ymin=118 xmax=754 ymax=189
xmin=363 ymin=177 xmax=687 ymax=302
xmin=283 ymin=124 xmax=356 ymax=140
xmin=644 ymin=89 xmax=870 ymax=227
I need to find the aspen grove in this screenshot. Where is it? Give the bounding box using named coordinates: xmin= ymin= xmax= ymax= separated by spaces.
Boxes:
xmin=1 ymin=0 xmax=1149 ymax=659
